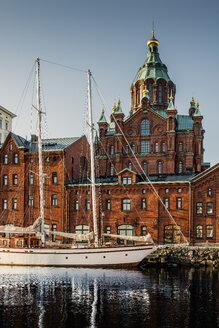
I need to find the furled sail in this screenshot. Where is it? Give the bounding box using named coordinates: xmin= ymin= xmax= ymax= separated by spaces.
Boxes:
xmin=0 ymin=217 xmax=42 ymax=234
xmin=50 ymin=231 xmax=94 ymax=241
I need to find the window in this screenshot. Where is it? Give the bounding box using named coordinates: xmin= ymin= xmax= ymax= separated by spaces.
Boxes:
xmin=179 ymin=161 xmax=183 ymax=174
xmin=0 ymin=119 xmax=2 ymax=128
xmin=51 ymin=194 xmax=57 ymax=206
xmin=206 ymin=225 xmax=213 ymax=239
xmin=122 ymin=199 xmax=131 ymax=211
xmin=141 ymin=140 xmax=150 ymax=153
xmin=148 ymin=83 xmax=153 ymax=100
xmin=155 ymin=143 xmax=158 ymax=153
xmin=206 ymin=202 xmax=213 ymax=215
xmin=179 ymin=142 xmax=183 ymax=152
xmin=141 ymin=226 xmax=147 ymax=236
xmin=106 ymin=226 xmax=111 ymax=234
xmin=75 ymin=225 xmax=89 ymax=235
xmin=164 ymin=225 xmax=181 ymax=244
xmin=29 ymin=173 xmax=34 ymax=185
xmin=142 ymin=189 xmax=146 ymax=194
xmin=3 ymin=199 xmax=7 ymax=210
xmin=5 ymin=121 xmax=8 ymax=130
xmin=45 ymin=157 xmax=49 ymax=163
xmin=106 ymin=199 xmax=111 ymax=210
xmin=75 ymin=200 xmax=79 ymax=211
xmin=122 ymin=177 xmax=132 ymax=185
xmin=110 ymin=163 xmax=114 ymax=176
xmin=107 ymin=189 xmax=111 ymax=195
xmin=125 ymin=144 xmax=129 ymax=154
xmin=117 ymin=224 xmax=134 ymax=245
xmin=165 ymin=188 xmax=169 ymax=194
xmin=158 ymin=83 xmax=162 ymax=103
xmin=158 ymin=161 xmax=162 ymax=174
xmin=4 ymin=154 xmax=8 ymax=164
xmin=164 ymin=198 xmax=169 ymax=209
xmin=12 ymin=198 xmax=17 ymax=210
xmin=177 ymin=197 xmax=182 ymax=209
xmin=52 ymin=224 xmax=57 ymax=242
xmin=143 ymin=162 xmax=147 ymax=174
xmin=110 ymin=145 xmax=114 ymax=155
xmin=131 ymin=144 xmax=135 ymax=153
xmin=86 ymin=200 xmax=91 ymax=211
xmin=196 ymin=202 xmax=203 ymax=215
xmin=3 ymin=175 xmax=8 ymax=186
xmin=13 ymin=174 xmax=18 ymax=186
xmin=128 ymin=162 xmax=132 ymax=170
xmin=178 ymin=188 xmax=182 ymax=193
xmin=14 ymin=153 xmax=18 ymax=164
xmin=9 ymin=142 xmax=12 ymax=151
xmin=142 ymin=198 xmax=146 ymax=210
xmin=141 ymin=119 xmax=150 ymax=135
xmin=52 ymin=172 xmax=57 ymax=184
xmin=29 ymin=195 xmax=34 ymax=207
xmin=196 ymin=225 xmax=203 ymax=239
xmin=208 ymin=188 xmax=212 ymax=197
xmin=162 ymin=143 xmax=165 ymax=152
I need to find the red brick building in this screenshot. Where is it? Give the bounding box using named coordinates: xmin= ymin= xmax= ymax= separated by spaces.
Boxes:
xmin=66 ymin=31 xmax=218 ymax=245
xmin=0 ymin=132 xmax=89 ymax=235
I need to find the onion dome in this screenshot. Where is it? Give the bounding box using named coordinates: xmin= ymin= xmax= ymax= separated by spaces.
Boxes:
xmin=147 ymin=29 xmax=159 ymax=47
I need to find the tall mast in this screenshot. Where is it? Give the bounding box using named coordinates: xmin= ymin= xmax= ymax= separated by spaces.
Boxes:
xmin=36 ymin=57 xmax=45 ymax=247
xmin=87 ymin=69 xmax=98 ymax=247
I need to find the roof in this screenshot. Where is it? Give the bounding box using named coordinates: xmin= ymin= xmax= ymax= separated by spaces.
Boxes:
xmin=0 ymin=105 xmax=16 ymax=118
xmin=133 ymin=43 xmax=171 ymax=85
xmin=11 ymin=132 xmax=29 ymax=148
xmin=176 ymin=115 xmax=194 ymax=131
xmin=29 ymin=137 xmax=81 ymax=153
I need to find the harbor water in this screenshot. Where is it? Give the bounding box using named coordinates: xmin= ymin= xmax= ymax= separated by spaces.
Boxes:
xmin=0 ymin=266 xmax=218 ymax=328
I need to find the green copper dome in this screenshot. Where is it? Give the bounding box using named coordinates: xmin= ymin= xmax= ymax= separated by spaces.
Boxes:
xmin=133 ymin=32 xmax=171 ymax=85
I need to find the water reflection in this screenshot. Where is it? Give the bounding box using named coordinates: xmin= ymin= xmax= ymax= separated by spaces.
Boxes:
xmin=0 ymin=266 xmax=218 ymax=328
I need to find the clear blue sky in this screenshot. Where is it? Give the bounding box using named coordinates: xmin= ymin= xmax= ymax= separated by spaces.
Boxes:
xmin=0 ymin=0 xmax=218 ymax=165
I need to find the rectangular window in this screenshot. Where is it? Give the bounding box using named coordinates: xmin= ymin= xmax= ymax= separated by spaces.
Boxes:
xmin=206 ymin=202 xmax=213 ymax=215
xmin=141 ymin=226 xmax=147 ymax=236
xmin=179 ymin=142 xmax=183 ymax=152
xmin=141 ymin=140 xmax=150 ymax=153
xmin=52 ymin=224 xmax=57 ymax=242
xmin=158 ymin=161 xmax=162 ymax=174
xmin=110 ymin=164 xmax=114 ymax=176
xmin=196 ymin=202 xmax=203 ymax=215
xmin=4 ymin=154 xmax=8 ymax=164
xmin=51 ymin=194 xmax=57 ymax=206
xmin=162 ymin=143 xmax=165 ymax=152
xmin=142 ymin=198 xmax=146 ymax=210
xmin=206 ymin=225 xmax=213 ymax=239
xmin=28 ymin=195 xmax=34 ymax=207
xmin=106 ymin=199 xmax=111 ymax=210
xmin=12 ymin=198 xmax=17 ymax=210
xmin=3 ymin=175 xmax=8 ymax=186
xmin=75 ymin=200 xmax=79 ymax=211
xmin=5 ymin=121 xmax=8 ymax=130
xmin=9 ymin=142 xmax=13 ymax=151
xmin=52 ymin=172 xmax=58 ymax=184
xmin=110 ymin=145 xmax=114 ymax=155
xmin=125 ymin=144 xmax=129 ymax=154
xmin=155 ymin=143 xmax=158 ymax=152
xmin=0 ymin=119 xmax=2 ymax=128
xmin=3 ymin=199 xmax=7 ymax=210
xmin=122 ymin=199 xmax=131 ymax=211
xmin=164 ymin=198 xmax=169 ymax=209
xmin=106 ymin=226 xmax=111 ymax=234
xmin=122 ymin=177 xmax=132 ymax=185
xmin=86 ymin=200 xmax=91 ymax=211
xmin=177 ymin=197 xmax=182 ymax=209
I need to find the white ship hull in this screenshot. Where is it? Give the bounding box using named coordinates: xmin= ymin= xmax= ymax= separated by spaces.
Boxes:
xmin=0 ymin=245 xmax=154 ymax=267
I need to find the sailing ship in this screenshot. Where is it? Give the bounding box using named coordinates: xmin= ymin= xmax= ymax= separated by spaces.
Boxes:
xmin=0 ymin=58 xmax=155 ymax=267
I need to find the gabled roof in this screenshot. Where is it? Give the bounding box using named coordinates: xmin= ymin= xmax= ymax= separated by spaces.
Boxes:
xmin=0 ymin=105 xmax=16 ymax=118
xmin=192 ymin=163 xmax=219 ymax=182
xmin=117 ymin=168 xmax=137 ymax=175
xmin=11 ymin=132 xmax=29 ymax=148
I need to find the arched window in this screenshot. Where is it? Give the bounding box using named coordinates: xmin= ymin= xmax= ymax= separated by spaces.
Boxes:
xmin=155 ymin=143 xmax=158 ymax=153
xmin=148 ymin=83 xmax=153 ymax=101
xmin=117 ymin=224 xmax=134 ymax=245
xmin=131 ymin=144 xmax=135 ymax=153
xmin=110 ymin=145 xmax=114 ymax=155
xmin=179 ymin=161 xmax=183 ymax=173
xmin=141 ymin=119 xmax=150 ymax=135
xmin=139 ymin=85 xmax=142 ymax=103
xmin=158 ymin=161 xmax=162 ymax=174
xmin=128 ymin=162 xmax=132 ymax=170
xmin=158 ymin=83 xmax=162 ymax=103
xmin=125 ymin=144 xmax=129 ymax=154
xmin=196 ymin=225 xmax=203 ymax=239
xmin=179 ymin=142 xmax=183 ymax=152
xmin=162 ymin=143 xmax=165 ymax=152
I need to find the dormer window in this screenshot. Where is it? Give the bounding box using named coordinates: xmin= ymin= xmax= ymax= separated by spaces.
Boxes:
xmin=122 ymin=177 xmax=132 ymax=185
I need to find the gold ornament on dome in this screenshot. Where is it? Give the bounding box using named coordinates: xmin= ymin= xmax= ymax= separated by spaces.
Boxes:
xmin=196 ymin=101 xmax=199 ymax=108
xmin=112 ymin=102 xmax=117 ymax=111
xmin=190 ymin=97 xmax=195 ymax=105
xmin=147 ymin=29 xmax=159 ymax=47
